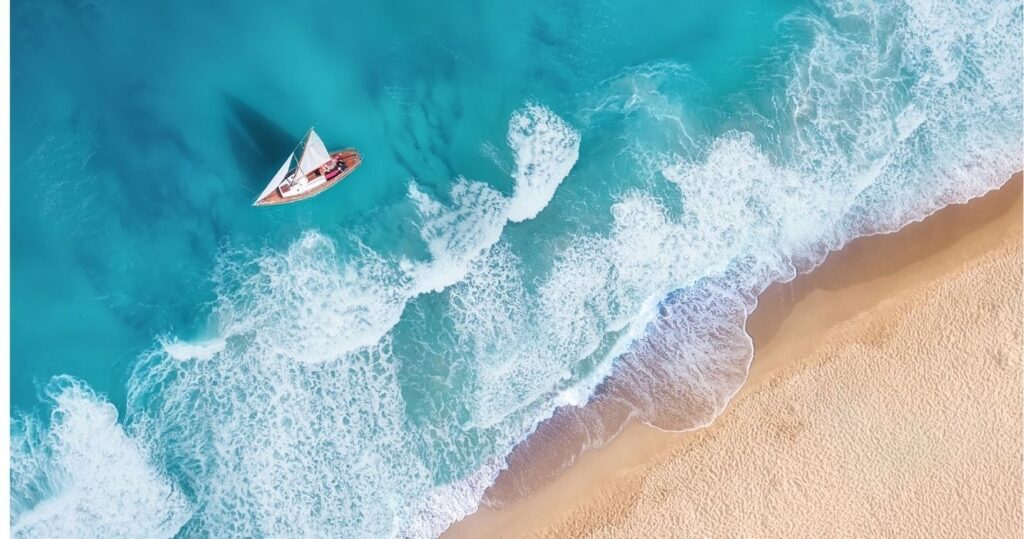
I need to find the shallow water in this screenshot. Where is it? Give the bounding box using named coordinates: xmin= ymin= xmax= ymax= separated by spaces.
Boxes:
xmin=11 ymin=0 xmax=1022 ymax=536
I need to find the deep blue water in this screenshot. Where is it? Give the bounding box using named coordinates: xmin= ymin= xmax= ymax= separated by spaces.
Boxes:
xmin=11 ymin=0 xmax=1021 ymax=536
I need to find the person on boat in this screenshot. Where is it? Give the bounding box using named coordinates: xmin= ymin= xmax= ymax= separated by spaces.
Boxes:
xmin=324 ymin=156 xmax=350 ymax=179
xmin=321 ymin=158 xmax=337 ymax=178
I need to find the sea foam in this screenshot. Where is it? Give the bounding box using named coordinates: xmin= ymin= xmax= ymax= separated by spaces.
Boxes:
xmin=159 ymin=337 xmax=227 ymax=361
xmin=506 ymin=104 xmax=582 ymax=222
xmin=10 ymin=377 xmax=192 ymax=539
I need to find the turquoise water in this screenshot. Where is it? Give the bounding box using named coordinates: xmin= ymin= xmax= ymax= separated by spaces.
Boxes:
xmin=10 ymin=0 xmax=1021 ymax=536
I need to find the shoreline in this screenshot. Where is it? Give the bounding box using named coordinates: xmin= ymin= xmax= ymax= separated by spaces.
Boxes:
xmin=444 ymin=173 xmax=1022 ymax=537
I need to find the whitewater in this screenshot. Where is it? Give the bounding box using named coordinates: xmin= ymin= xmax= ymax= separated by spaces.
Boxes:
xmin=10 ymin=0 xmax=1022 ymax=537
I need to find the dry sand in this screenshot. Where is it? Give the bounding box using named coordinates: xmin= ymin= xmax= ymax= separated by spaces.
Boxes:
xmin=445 ymin=174 xmax=1022 ymax=538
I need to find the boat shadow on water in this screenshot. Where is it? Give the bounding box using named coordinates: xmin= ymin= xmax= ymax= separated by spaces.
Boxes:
xmin=222 ymin=93 xmax=295 ymax=196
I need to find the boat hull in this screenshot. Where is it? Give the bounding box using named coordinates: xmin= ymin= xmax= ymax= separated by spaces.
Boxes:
xmin=253 ymin=149 xmax=361 ymax=206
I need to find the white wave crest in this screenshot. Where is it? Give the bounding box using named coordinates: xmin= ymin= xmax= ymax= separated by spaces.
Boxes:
xmin=506 ymin=104 xmax=581 ymax=222
xmin=159 ymin=336 xmax=226 ymax=361
xmin=11 ymin=377 xmax=192 ymax=539
xmin=211 ymin=232 xmax=410 ymax=364
xmin=405 ymin=178 xmax=510 ymax=294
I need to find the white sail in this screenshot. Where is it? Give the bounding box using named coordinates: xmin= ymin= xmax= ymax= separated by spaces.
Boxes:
xmin=297 ymin=128 xmax=331 ymax=176
xmin=254 ymin=153 xmax=294 ymax=204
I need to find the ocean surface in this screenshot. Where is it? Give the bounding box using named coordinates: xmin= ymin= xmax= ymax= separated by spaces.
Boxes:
xmin=10 ymin=0 xmax=1021 ymax=536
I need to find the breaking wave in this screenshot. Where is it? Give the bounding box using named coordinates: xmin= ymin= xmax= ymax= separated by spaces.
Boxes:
xmin=505 ymin=104 xmax=582 ymax=222
xmin=10 ymin=377 xmax=192 ymax=538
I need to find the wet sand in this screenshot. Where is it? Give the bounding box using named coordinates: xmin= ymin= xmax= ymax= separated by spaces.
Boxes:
xmin=445 ymin=173 xmax=1022 ymax=538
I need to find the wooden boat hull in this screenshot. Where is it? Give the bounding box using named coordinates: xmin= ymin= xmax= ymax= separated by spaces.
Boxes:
xmin=253 ymin=149 xmax=361 ymax=206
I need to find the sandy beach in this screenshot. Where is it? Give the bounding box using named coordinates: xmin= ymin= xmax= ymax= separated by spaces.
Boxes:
xmin=445 ymin=173 xmax=1022 ymax=538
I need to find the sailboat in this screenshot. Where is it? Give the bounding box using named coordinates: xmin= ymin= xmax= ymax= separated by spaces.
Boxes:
xmin=253 ymin=127 xmax=362 ymax=206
